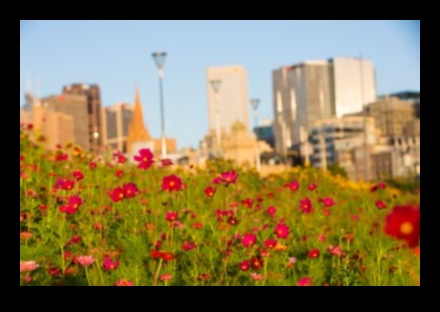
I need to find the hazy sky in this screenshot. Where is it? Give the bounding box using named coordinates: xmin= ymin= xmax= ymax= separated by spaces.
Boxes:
xmin=20 ymin=20 xmax=420 ymax=149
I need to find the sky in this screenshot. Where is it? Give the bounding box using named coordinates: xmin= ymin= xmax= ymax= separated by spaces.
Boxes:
xmin=20 ymin=20 xmax=420 ymax=149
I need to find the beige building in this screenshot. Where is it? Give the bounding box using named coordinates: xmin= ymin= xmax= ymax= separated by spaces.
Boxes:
xmin=365 ymin=96 xmax=415 ymax=137
xmin=102 ymin=103 xmax=133 ymax=153
xmin=20 ymin=105 xmax=74 ymax=150
xmin=222 ymin=121 xmax=257 ymax=168
xmin=41 ymin=93 xmax=90 ymax=151
xmin=206 ymin=66 xmax=250 ymax=136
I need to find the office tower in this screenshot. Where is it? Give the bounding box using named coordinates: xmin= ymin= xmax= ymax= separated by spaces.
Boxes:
xmin=206 ymin=66 xmax=250 ymax=135
xmin=272 ymin=57 xmax=377 ymax=154
xmin=102 ymin=103 xmax=134 ymax=153
xmin=62 ymin=84 xmax=103 ymax=153
xmin=42 ymin=93 xmax=90 ymax=150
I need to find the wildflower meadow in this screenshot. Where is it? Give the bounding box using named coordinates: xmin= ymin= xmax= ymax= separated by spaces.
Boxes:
xmin=20 ymin=127 xmax=420 ymax=286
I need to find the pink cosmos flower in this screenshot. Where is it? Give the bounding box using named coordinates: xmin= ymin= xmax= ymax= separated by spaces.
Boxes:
xmin=377 ymin=182 xmax=386 ymax=189
xmin=166 ymin=211 xmax=179 ymax=222
xmin=327 ymin=245 xmax=346 ymax=257
xmin=218 ymin=170 xmax=238 ymax=185
xmin=182 ymin=241 xmax=197 ymax=251
xmin=133 ymin=148 xmax=154 ymax=170
xmin=308 ymin=182 xmax=317 ymax=191
xmin=284 ymin=181 xmax=300 ymax=191
xmin=242 ymin=234 xmax=257 ymax=248
xmin=264 ymin=239 xmax=278 ymax=249
xmin=76 ymin=255 xmax=95 ymax=267
xmin=323 ymin=197 xmax=335 ymax=207
xmin=376 ymin=200 xmax=387 ymax=209
xmin=103 ymin=257 xmax=120 ymax=271
xmin=250 ymin=273 xmax=264 ymax=281
xmin=115 ymin=279 xmax=134 ymax=286
xmin=68 ymin=195 xmax=83 ymax=210
xmin=123 ymin=183 xmax=139 ymax=198
xmin=297 ymin=277 xmax=312 ymax=286
xmin=274 ymin=223 xmax=290 ymax=239
xmin=267 ymin=206 xmax=276 ymax=217
xmin=160 ymin=274 xmax=173 ymax=281
xmin=162 ymin=175 xmax=184 ymax=192
xmin=300 ymin=197 xmax=313 ymax=214
xmin=108 ymin=187 xmax=125 ymax=203
xmin=20 ymin=260 xmax=39 ymax=273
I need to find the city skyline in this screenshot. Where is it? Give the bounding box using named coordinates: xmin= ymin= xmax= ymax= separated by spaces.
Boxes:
xmin=20 ymin=20 xmax=420 ymax=149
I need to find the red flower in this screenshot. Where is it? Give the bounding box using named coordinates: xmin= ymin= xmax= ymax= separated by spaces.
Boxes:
xmin=117 ymin=155 xmax=127 ymax=164
xmin=72 ymin=170 xmax=84 ymax=180
xmin=227 ymin=216 xmax=238 ymax=225
xmin=68 ymin=195 xmax=83 ymax=210
xmin=151 ymin=250 xmax=164 ymax=259
xmin=48 ymin=267 xmax=61 ymax=277
xmin=323 ymin=197 xmax=335 ymax=207
xmin=241 ymin=234 xmax=257 ymax=248
xmin=264 ymin=239 xmax=278 ymax=249
xmin=123 ymin=183 xmax=139 ymax=198
xmin=55 ymin=178 xmax=75 ymax=191
xmin=377 ymin=182 xmax=386 ymax=189
xmin=204 ymin=186 xmax=216 ymax=197
xmin=284 ymin=181 xmax=300 ymax=191
xmin=115 ymin=170 xmax=124 ymax=178
xmin=370 ymin=185 xmax=378 ymax=192
xmin=103 ymin=257 xmax=120 ymax=271
xmin=108 ymin=187 xmax=125 ymax=202
xmin=250 ymin=256 xmax=264 ymax=270
xmin=300 ymin=197 xmax=313 ymax=214
xmin=308 ymin=182 xmax=317 ymax=191
xmin=67 ymin=235 xmax=82 ymax=246
xmin=182 ymin=241 xmax=197 ymax=251
xmin=241 ymin=198 xmax=253 ymax=208
xmin=327 ymin=245 xmax=345 ymax=257
xmin=218 ymin=170 xmax=238 ymax=185
xmin=59 ymin=205 xmax=76 ymax=214
xmin=297 ymin=277 xmax=312 ymax=286
xmin=166 ymin=211 xmax=179 ymax=222
xmin=89 ymin=162 xmax=97 ymax=169
xmin=162 ymin=174 xmax=184 ymax=192
xmin=274 ymin=223 xmax=290 ymax=239
xmin=267 ymin=206 xmax=276 ymax=217
xmin=192 ymin=222 xmax=203 ymax=229
xmin=133 ymin=148 xmax=154 ymax=170
xmin=238 ymin=260 xmax=250 ymax=271
xmin=160 ymin=158 xmax=173 ymax=167
xmin=384 ymin=205 xmax=420 ymax=248
xmin=375 ymin=200 xmax=387 ymax=209
xmin=308 ymin=249 xmax=320 ymax=258
xmin=161 ymin=252 xmax=174 ymax=261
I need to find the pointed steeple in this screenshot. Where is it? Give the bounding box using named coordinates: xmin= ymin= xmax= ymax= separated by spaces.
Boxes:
xmin=126 ymin=87 xmax=152 ymax=153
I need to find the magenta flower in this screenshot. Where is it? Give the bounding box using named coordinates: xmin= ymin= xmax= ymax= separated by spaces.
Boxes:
xmin=323 ymin=197 xmax=334 ymax=207
xmin=274 ymin=223 xmax=290 ymax=239
xmin=123 ymin=183 xmax=139 ymax=198
xmin=285 ymin=181 xmax=300 ymax=191
xmin=267 ymin=206 xmax=276 ymax=217
xmin=182 ymin=241 xmax=197 ymax=251
xmin=218 ymin=170 xmax=238 ymax=185
xmin=308 ymin=182 xmax=317 ymax=191
xmin=103 ymin=257 xmax=120 ymax=271
xmin=241 ymin=233 xmax=257 ymax=248
xmin=166 ymin=211 xmax=179 ymax=222
xmin=376 ymin=200 xmax=387 ymax=209
xmin=264 ymin=239 xmax=278 ymax=249
xmin=68 ymin=195 xmax=83 ymax=210
xmin=297 ymin=277 xmax=312 ymax=286
xmin=133 ymin=148 xmax=154 ymax=170
xmin=76 ymin=255 xmax=95 ymax=267
xmin=20 ymin=260 xmax=39 ymax=273
xmin=300 ymin=197 xmax=313 ymax=214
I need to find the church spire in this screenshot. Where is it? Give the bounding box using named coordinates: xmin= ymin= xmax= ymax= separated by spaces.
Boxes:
xmin=126 ymin=87 xmax=152 ymax=154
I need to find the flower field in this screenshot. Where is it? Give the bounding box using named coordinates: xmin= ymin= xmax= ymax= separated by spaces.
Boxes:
xmin=20 ymin=128 xmax=420 ymax=286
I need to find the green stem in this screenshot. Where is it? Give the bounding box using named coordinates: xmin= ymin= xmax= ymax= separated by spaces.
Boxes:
xmin=85 ymin=267 xmax=91 ymax=286
xmin=153 ymin=259 xmax=163 ymax=286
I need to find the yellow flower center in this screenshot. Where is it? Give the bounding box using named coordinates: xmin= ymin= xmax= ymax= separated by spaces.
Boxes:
xmin=119 ymin=193 xmax=124 ymax=198
xmin=143 ymin=157 xmax=147 ymax=162
xmin=170 ymin=181 xmax=175 ymax=186
xmin=400 ymin=222 xmax=413 ymax=235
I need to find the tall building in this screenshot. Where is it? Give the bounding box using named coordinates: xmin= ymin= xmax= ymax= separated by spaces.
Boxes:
xmin=206 ymin=66 xmax=250 ymax=135
xmin=20 ymin=97 xmax=74 ymax=151
xmin=62 ymin=84 xmax=103 ymax=153
xmin=41 ymin=93 xmax=90 ymax=150
xmin=272 ymin=57 xmax=377 ymax=154
xmin=102 ymin=103 xmax=134 ymax=153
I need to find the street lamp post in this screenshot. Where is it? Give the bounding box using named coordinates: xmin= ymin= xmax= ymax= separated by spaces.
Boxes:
xmin=152 ymin=52 xmax=167 ymax=159
xmin=250 ymin=99 xmax=261 ymax=172
xmin=209 ymin=79 xmax=222 ymax=157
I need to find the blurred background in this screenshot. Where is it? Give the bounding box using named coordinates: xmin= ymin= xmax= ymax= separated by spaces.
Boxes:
xmin=20 ymin=20 xmax=420 ymax=182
